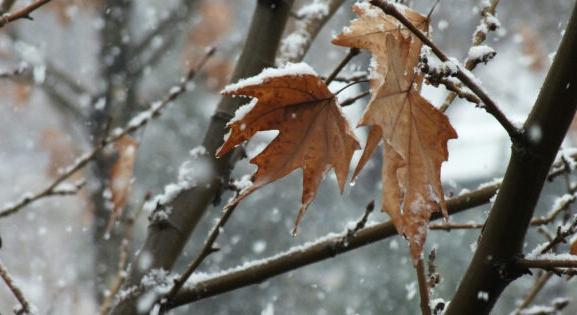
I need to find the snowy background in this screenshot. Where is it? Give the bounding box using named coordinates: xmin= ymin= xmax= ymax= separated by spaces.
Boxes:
xmin=0 ymin=0 xmax=576 ymax=314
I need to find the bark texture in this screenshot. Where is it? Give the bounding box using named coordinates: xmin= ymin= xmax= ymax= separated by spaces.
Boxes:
xmin=446 ymin=3 xmax=577 ymax=314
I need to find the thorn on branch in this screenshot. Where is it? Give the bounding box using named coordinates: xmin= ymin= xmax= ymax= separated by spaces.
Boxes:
xmin=0 ymin=0 xmax=51 ymax=28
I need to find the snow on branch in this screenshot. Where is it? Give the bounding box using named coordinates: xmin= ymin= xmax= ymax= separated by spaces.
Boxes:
xmin=160 ymin=154 xmax=577 ymax=309
xmin=277 ymin=0 xmax=345 ymax=64
xmin=0 ymin=260 xmax=35 ymax=315
xmin=440 ymin=0 xmax=501 ymax=111
xmin=0 ymin=48 xmax=215 ymax=219
xmin=166 ymin=185 xmax=502 ymax=309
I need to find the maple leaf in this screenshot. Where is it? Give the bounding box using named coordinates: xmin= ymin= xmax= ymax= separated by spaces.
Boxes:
xmin=216 ymin=63 xmax=360 ymax=233
xmin=106 ymin=134 xmax=138 ymax=236
xmin=331 ymin=2 xmax=428 ymax=63
xmin=333 ymin=3 xmax=457 ymax=261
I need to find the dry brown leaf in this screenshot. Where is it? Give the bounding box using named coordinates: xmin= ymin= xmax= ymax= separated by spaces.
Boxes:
xmin=331 ymin=2 xmax=428 ymax=61
xmin=217 ymin=64 xmax=360 ymax=233
xmin=333 ymin=3 xmax=457 ymax=261
xmin=106 ymin=134 xmax=138 ymax=235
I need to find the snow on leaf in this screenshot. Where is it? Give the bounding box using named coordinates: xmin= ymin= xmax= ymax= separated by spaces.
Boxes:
xmin=333 ymin=3 xmax=457 ymax=262
xmin=217 ymin=63 xmax=360 ymax=233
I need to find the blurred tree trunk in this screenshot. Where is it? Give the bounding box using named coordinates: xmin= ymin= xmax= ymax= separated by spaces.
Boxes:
xmin=109 ymin=0 xmax=294 ymax=314
xmin=91 ymin=0 xmax=136 ymax=303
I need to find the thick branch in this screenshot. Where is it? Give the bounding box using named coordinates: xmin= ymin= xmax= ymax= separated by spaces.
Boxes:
xmin=109 ymin=1 xmax=295 ymax=314
xmin=278 ymin=0 xmax=345 ymax=63
xmin=166 ymin=154 xmax=577 ymax=309
xmin=446 ymin=3 xmax=577 ymax=314
xmin=167 ymin=183 xmax=498 ymax=308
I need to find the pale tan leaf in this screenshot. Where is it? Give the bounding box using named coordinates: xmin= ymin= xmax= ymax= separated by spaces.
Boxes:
xmin=217 ymin=65 xmax=360 ymax=233
xmin=334 ymin=3 xmax=456 ymax=261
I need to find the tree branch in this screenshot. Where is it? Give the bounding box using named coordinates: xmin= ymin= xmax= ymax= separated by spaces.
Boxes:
xmin=0 ymin=49 xmax=214 ymax=219
xmin=0 ymin=260 xmax=32 ymax=314
xmin=513 ymin=271 xmax=553 ymax=314
xmin=445 ymin=2 xmax=577 ymax=314
xmin=159 ymin=200 xmax=240 ymax=312
xmin=167 ymin=183 xmax=498 ymax=308
xmin=439 ymin=0 xmax=500 ymax=112
xmin=165 ymin=154 xmax=577 ymax=309
xmin=278 ymin=0 xmax=346 ymax=63
xmin=0 ymin=0 xmax=51 ymax=28
xmin=517 ymin=257 xmax=577 ymax=270
xmin=325 ymin=48 xmax=361 ymax=84
xmin=416 ymin=258 xmax=432 ymax=315
xmin=369 ymin=0 xmax=522 ymax=143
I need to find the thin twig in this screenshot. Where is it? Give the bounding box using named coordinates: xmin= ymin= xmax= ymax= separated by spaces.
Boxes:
xmin=340 ymin=90 xmax=370 ymax=107
xmin=513 ymin=271 xmax=553 ymax=314
xmin=427 ymin=248 xmax=440 ymax=289
xmin=530 ymin=193 xmax=576 ymax=225
xmin=431 ymin=77 xmax=481 ymax=105
xmin=98 ymin=194 xmax=149 ymax=315
xmin=440 ymin=0 xmax=500 ymax=112
xmin=429 ymin=222 xmax=484 ymax=231
xmin=0 ymin=47 xmax=215 ymax=219
xmin=0 ymin=260 xmax=32 ymax=314
xmin=0 ymin=0 xmax=51 ymax=28
xmin=369 ymin=0 xmax=522 ymax=142
xmin=324 ymin=72 xmax=368 ymax=83
xmin=159 ymin=199 xmax=240 ymax=311
xmin=167 ymin=158 xmax=577 ymax=308
xmin=537 ymin=213 xmax=577 ymax=254
xmin=416 ymin=257 xmax=432 ymax=315
xmin=325 ymin=48 xmax=361 ymax=85
xmin=430 ymin=191 xmax=575 ymax=231
xmin=333 ymin=79 xmax=370 ymax=96
xmin=339 ymin=200 xmax=375 ymax=246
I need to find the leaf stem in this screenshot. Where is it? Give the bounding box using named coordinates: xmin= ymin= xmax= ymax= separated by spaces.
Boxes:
xmin=416 ymin=257 xmax=432 ymax=315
